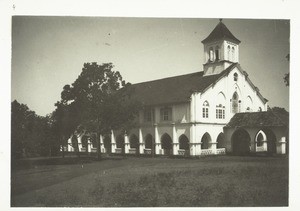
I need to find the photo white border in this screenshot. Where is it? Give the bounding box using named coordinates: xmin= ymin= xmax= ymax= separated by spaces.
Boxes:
xmin=1 ymin=0 xmax=299 ymax=210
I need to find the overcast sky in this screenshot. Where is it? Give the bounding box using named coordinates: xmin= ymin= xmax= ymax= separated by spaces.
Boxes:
xmin=11 ymin=17 xmax=289 ymax=116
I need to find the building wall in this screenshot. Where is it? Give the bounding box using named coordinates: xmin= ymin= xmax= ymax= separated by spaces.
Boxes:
xmin=197 ymin=66 xmax=267 ymax=125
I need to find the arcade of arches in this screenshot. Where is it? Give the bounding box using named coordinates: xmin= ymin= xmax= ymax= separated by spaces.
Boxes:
xmin=67 ymin=126 xmax=287 ymax=156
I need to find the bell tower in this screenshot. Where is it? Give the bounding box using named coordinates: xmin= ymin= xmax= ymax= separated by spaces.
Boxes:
xmin=202 ymin=19 xmax=241 ymax=76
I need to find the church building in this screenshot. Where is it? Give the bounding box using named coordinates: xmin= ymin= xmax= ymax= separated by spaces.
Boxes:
xmin=68 ymin=20 xmax=288 ymax=156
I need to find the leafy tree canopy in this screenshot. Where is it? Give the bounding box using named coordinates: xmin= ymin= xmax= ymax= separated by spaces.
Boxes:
xmin=53 ymin=62 xmax=141 ymax=158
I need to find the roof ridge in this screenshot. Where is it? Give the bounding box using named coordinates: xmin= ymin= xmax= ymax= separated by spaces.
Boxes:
xmin=132 ymin=71 xmax=203 ymax=86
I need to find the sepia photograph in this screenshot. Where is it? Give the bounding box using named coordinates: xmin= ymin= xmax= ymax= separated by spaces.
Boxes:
xmin=2 ymin=0 xmax=298 ymax=209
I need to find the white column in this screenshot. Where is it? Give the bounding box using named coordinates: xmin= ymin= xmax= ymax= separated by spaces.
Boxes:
xmin=190 ymin=124 xmax=201 ymax=156
xmin=210 ymin=141 xmax=217 ymax=154
xmin=100 ymin=135 xmax=105 ymax=153
xmin=154 ymin=124 xmax=161 ymax=155
xmin=124 ymin=133 xmax=130 ymax=154
xmin=210 ymin=133 xmax=217 ymax=154
xmin=190 ymin=93 xmax=195 ymax=122
xmin=87 ymin=138 xmax=91 ymax=152
xmin=67 ymin=138 xmax=72 ymax=152
xmin=278 ymin=137 xmax=286 ymax=154
xmin=172 ymin=123 xmax=178 ymax=155
xmin=77 ymin=135 xmax=82 ymax=152
xmin=190 ymin=124 xmax=195 ymax=156
xmin=111 ymin=130 xmax=116 ymax=153
xmin=139 ymin=128 xmax=144 ymax=154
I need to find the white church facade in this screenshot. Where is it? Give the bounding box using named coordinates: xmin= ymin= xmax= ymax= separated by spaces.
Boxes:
xmin=67 ymin=20 xmax=288 ymax=156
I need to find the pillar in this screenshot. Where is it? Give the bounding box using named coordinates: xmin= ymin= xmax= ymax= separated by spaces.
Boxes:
xmin=87 ymin=138 xmax=91 ymax=152
xmin=77 ymin=135 xmax=82 ymax=152
xmin=124 ymin=133 xmax=130 ymax=154
xmin=139 ymin=128 xmax=144 ymax=154
xmin=67 ymin=138 xmax=72 ymax=152
xmin=154 ymin=124 xmax=161 ymax=155
xmin=190 ymin=124 xmax=201 ymax=156
xmin=111 ymin=130 xmax=116 ymax=153
xmin=210 ymin=141 xmax=217 ymax=154
xmin=278 ymin=137 xmax=286 ymax=154
xmin=100 ymin=135 xmax=105 ymax=153
xmin=172 ymin=123 xmax=179 ymax=155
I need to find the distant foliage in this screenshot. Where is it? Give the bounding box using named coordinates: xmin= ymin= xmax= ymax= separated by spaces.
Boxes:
xmin=11 ymin=100 xmax=59 ymax=159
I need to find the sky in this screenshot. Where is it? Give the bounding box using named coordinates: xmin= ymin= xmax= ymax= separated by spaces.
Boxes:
xmin=11 ymin=17 xmax=290 ymax=116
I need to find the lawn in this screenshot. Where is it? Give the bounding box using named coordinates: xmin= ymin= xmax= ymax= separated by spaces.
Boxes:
xmin=11 ymin=155 xmax=288 ymax=207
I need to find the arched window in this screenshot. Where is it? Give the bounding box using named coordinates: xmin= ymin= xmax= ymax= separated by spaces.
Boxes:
xmin=257 ymin=133 xmax=264 ymax=147
xmin=231 ymin=92 xmax=240 ymax=113
xmin=233 ymin=72 xmax=238 ymax=81
xmin=245 ymin=96 xmax=253 ymax=112
xmin=215 ymin=46 xmax=220 ymax=61
xmin=209 ymin=47 xmax=214 ymax=62
xmin=227 ymin=46 xmax=231 ymax=61
xmin=232 ymin=47 xmax=235 ymax=61
xmin=202 ymin=101 xmax=209 ymax=118
xmin=216 ymin=104 xmax=225 ymax=119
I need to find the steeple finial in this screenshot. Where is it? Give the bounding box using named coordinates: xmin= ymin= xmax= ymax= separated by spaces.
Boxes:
xmin=219 ymin=18 xmax=223 ymax=22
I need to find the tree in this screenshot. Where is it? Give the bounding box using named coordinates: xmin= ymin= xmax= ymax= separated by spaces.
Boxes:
xmin=55 ymin=62 xmax=141 ymax=159
xmin=52 ymin=101 xmax=79 ymax=158
xmin=11 ymin=100 xmax=58 ymax=159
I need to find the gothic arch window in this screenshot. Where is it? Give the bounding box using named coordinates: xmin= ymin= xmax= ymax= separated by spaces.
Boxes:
xmin=246 ymin=96 xmax=253 ymax=112
xmin=215 ymin=46 xmax=220 ymax=61
xmin=209 ymin=47 xmax=214 ymax=62
xmin=231 ymin=92 xmax=240 ymax=113
xmin=216 ymin=104 xmax=225 ymax=119
xmin=232 ymin=47 xmax=235 ymax=61
xmin=233 ymin=72 xmax=238 ymax=81
xmin=256 ymin=132 xmax=264 ymax=147
xmin=227 ymin=45 xmax=231 ymax=61
xmin=202 ymin=101 xmax=209 ymax=118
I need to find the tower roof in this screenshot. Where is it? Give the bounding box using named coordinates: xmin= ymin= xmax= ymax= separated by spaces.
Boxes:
xmin=202 ymin=20 xmax=241 ymax=44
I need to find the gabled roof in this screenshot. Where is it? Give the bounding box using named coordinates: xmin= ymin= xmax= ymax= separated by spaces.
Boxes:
xmin=130 ymin=63 xmax=237 ymax=106
xmin=225 ymin=111 xmax=289 ymax=128
xmin=202 ymin=21 xmax=241 ymax=44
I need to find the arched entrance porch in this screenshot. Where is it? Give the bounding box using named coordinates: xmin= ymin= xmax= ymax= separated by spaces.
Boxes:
xmin=116 ymin=135 xmax=125 ymax=154
xmin=231 ymin=128 xmax=251 ymax=155
xmin=129 ymin=134 xmax=139 ymax=155
xmin=161 ymin=133 xmax=173 ymax=156
xmin=103 ymin=135 xmax=111 ymax=154
xmin=144 ymin=134 xmax=155 ymax=155
xmin=179 ymin=134 xmax=190 ymax=156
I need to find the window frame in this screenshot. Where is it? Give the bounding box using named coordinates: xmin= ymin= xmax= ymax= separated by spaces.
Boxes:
xmin=160 ymin=107 xmax=172 ymax=121
xmin=202 ymin=101 xmax=209 ymax=118
xmin=233 ymin=72 xmax=238 ymax=81
xmin=216 ymin=104 xmax=225 ymax=119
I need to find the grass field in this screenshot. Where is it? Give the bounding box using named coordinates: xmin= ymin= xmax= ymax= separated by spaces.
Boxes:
xmin=11 ymin=155 xmax=288 ymax=207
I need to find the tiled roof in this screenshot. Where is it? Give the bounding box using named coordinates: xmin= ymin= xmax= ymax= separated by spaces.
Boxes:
xmin=130 ymin=63 xmax=237 ymax=106
xmin=225 ymin=111 xmax=289 ymax=128
xmin=202 ymin=21 xmax=241 ymax=44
